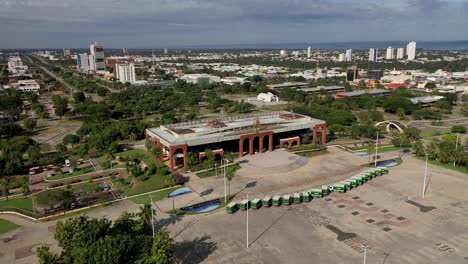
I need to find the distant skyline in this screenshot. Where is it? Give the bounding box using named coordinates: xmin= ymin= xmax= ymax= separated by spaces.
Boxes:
xmin=1 ymin=0 xmax=468 ymax=49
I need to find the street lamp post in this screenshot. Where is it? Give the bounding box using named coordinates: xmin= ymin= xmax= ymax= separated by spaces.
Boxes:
xmin=423 ymin=154 xmax=428 ymax=199
xmin=363 ymin=246 xmax=368 ymax=264
xmin=453 ymin=133 xmax=459 ymax=167
xmin=246 ymin=192 xmax=249 ymax=248
xmin=224 ymin=159 xmax=227 ymax=204
xmin=374 ymin=132 xmax=379 ymax=168
xmin=150 ymin=195 xmax=155 ymax=238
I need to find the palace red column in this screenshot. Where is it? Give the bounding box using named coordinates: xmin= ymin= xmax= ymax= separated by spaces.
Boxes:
xmin=169 ymin=144 xmax=188 ymax=172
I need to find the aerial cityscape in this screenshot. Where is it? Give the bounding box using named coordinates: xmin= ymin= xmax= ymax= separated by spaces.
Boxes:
xmin=0 ymin=1 xmax=467 ymax=263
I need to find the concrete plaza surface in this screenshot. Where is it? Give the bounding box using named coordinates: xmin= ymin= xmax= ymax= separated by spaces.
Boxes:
xmin=167 ymin=155 xmax=468 ymax=263
xmin=1 ymin=148 xmax=468 ymax=263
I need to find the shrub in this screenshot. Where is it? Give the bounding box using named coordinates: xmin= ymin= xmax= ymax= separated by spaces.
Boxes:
xmin=49 ymin=182 xmax=64 ymax=188
xmin=451 ymin=125 xmax=467 ymax=134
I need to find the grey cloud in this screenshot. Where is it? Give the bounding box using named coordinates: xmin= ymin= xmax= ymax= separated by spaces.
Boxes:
xmin=0 ymin=0 xmax=467 ymax=48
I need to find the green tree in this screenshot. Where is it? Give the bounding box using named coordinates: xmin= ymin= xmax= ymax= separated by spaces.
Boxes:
xmin=166 ymin=176 xmax=178 ymax=212
xmin=140 ymin=229 xmax=174 ymax=264
xmin=27 ymin=145 xmax=42 ymax=165
xmin=396 ymin=108 xmax=406 ymax=120
xmin=137 ymin=203 xmax=156 ymax=233
xmin=1 ymin=178 xmax=10 ymax=200
xmin=424 ymin=82 xmax=436 ymax=88
xmin=412 ymin=140 xmax=425 ymax=157
xmin=403 ymin=127 xmax=421 ymax=140
xmin=23 ymin=118 xmax=37 ymax=130
xmin=55 ymin=143 xmax=67 ymax=154
xmin=73 ymin=91 xmax=86 ymax=103
xmin=451 ymin=125 xmax=467 ymax=134
xmin=367 ymin=142 xmax=375 ymax=165
xmin=47 ymin=213 xmax=166 ymax=263
xmin=37 ymin=245 xmax=61 ymax=264
xmin=62 ymin=134 xmax=81 ymax=147
xmin=52 ymin=96 xmax=69 ymax=117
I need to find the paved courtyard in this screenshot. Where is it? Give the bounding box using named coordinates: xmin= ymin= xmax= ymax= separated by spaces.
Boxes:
xmin=167 ymin=155 xmax=468 ymax=263
xmin=1 ymin=149 xmax=467 ymax=263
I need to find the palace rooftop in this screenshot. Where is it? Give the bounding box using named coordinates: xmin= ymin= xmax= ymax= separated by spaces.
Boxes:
xmin=146 ymin=111 xmax=325 ymax=147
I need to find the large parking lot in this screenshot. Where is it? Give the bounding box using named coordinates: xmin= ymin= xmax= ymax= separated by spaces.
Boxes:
xmin=167 ymin=154 xmax=468 ymax=263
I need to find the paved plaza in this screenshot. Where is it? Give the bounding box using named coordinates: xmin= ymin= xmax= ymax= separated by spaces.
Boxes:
xmin=1 ymin=148 xmax=468 ymax=263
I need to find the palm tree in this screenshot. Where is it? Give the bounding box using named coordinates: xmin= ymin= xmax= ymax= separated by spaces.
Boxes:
xmin=226 ymin=166 xmax=234 ymax=198
xmin=106 ymin=147 xmax=116 ymax=169
xmin=151 ymin=146 xmax=163 ymax=161
xmin=145 ymin=140 xmax=153 ymax=150
xmin=396 ymin=108 xmax=406 ymax=120
xmin=1 ymin=178 xmax=10 ymax=201
xmin=138 ymin=203 xmax=155 ymax=232
xmin=166 ymin=176 xmax=178 ymax=212
xmin=412 ymin=140 xmax=425 ymax=157
xmin=367 ymin=142 xmax=375 ymax=165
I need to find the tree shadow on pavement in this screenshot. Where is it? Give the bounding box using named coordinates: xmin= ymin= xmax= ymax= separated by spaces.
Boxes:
xmin=174 ymin=235 xmax=217 ymax=264
xmin=155 ymin=214 xmax=185 ymax=229
xmin=200 ymin=188 xmax=213 ymax=197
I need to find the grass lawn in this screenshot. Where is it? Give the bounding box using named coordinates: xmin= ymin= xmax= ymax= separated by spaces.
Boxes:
xmin=112 ymin=173 xmax=173 ymax=197
xmin=0 ymin=219 xmax=21 ymax=234
xmin=0 ymin=198 xmax=34 ymax=216
xmin=196 ymin=164 xmax=241 ymax=178
xmin=114 ymin=149 xmax=156 ymax=166
xmin=297 ymin=150 xmax=330 ymax=158
xmin=47 ymin=167 xmax=96 ymax=180
xmin=95 ymin=155 xmax=123 ymax=170
xmin=127 ymin=186 xmax=184 ymax=204
xmin=419 ymin=157 xmax=468 ymax=175
xmin=420 ymin=130 xmax=451 ymax=140
xmin=351 ymin=145 xmax=409 ymax=154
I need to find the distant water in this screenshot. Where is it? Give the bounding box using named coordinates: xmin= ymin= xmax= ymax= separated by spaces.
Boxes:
xmin=197 ymin=41 xmax=468 ymax=51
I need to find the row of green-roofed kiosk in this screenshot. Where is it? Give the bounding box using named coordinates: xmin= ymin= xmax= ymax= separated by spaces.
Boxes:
xmin=226 ymin=167 xmax=388 ymax=214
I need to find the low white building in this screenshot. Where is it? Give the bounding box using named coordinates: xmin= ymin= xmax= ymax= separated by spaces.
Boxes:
xmin=257 ymin=92 xmax=279 ymax=103
xmin=12 ymin=80 xmax=41 ymax=92
xmin=220 ymin=77 xmax=248 ymax=85
xmin=179 ymin=74 xmax=221 ymax=84
xmin=116 ymin=63 xmax=136 ymax=83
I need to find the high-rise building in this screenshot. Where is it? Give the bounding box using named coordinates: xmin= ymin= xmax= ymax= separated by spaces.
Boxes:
xmin=406 ymin=41 xmax=417 ymax=61
xmin=346 ymin=65 xmax=358 ymax=82
xmin=63 ymin=48 xmax=71 ymax=57
xmin=368 ymin=70 xmax=383 ymax=80
xmin=77 ymin=53 xmax=89 ymax=71
xmin=164 ymin=48 xmax=168 ymax=54
xmin=345 ymin=49 xmax=352 ymax=61
xmin=368 ymin=48 xmax=378 ymax=62
xmin=280 ymin=50 xmax=287 ymax=57
xmin=338 ymin=53 xmax=345 ymax=62
xmin=386 ymin=47 xmax=394 ymax=60
xmin=88 ymin=54 xmax=96 ymax=71
xmin=397 ymin=48 xmax=405 ymax=59
xmin=116 ymin=63 xmax=136 ymax=83
xmin=90 ymin=43 xmax=105 ymax=71
xmin=123 ymin=48 xmax=128 ymax=54
xmin=307 ymin=46 xmax=311 ymax=58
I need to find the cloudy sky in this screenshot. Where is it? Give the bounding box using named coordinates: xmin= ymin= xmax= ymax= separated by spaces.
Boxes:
xmin=1 ymin=0 xmax=467 ymax=48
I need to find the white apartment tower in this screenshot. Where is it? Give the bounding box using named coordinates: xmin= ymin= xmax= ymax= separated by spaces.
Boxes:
xmin=88 ymin=54 xmax=95 ymax=71
xmin=369 ymin=48 xmax=378 ymax=62
xmin=338 ymin=53 xmax=345 ymax=62
xmin=77 ymin=53 xmax=90 ymax=71
xmin=116 ymin=63 xmax=136 ymax=83
xmin=397 ymin=48 xmax=405 ymax=59
xmin=90 ymin=43 xmax=105 ymax=71
xmin=406 ymin=41 xmax=417 ymax=61
xmin=307 ymin=46 xmax=311 ymax=58
xmin=345 ymin=49 xmax=352 ymax=61
xmin=386 ymin=47 xmax=394 ymax=60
